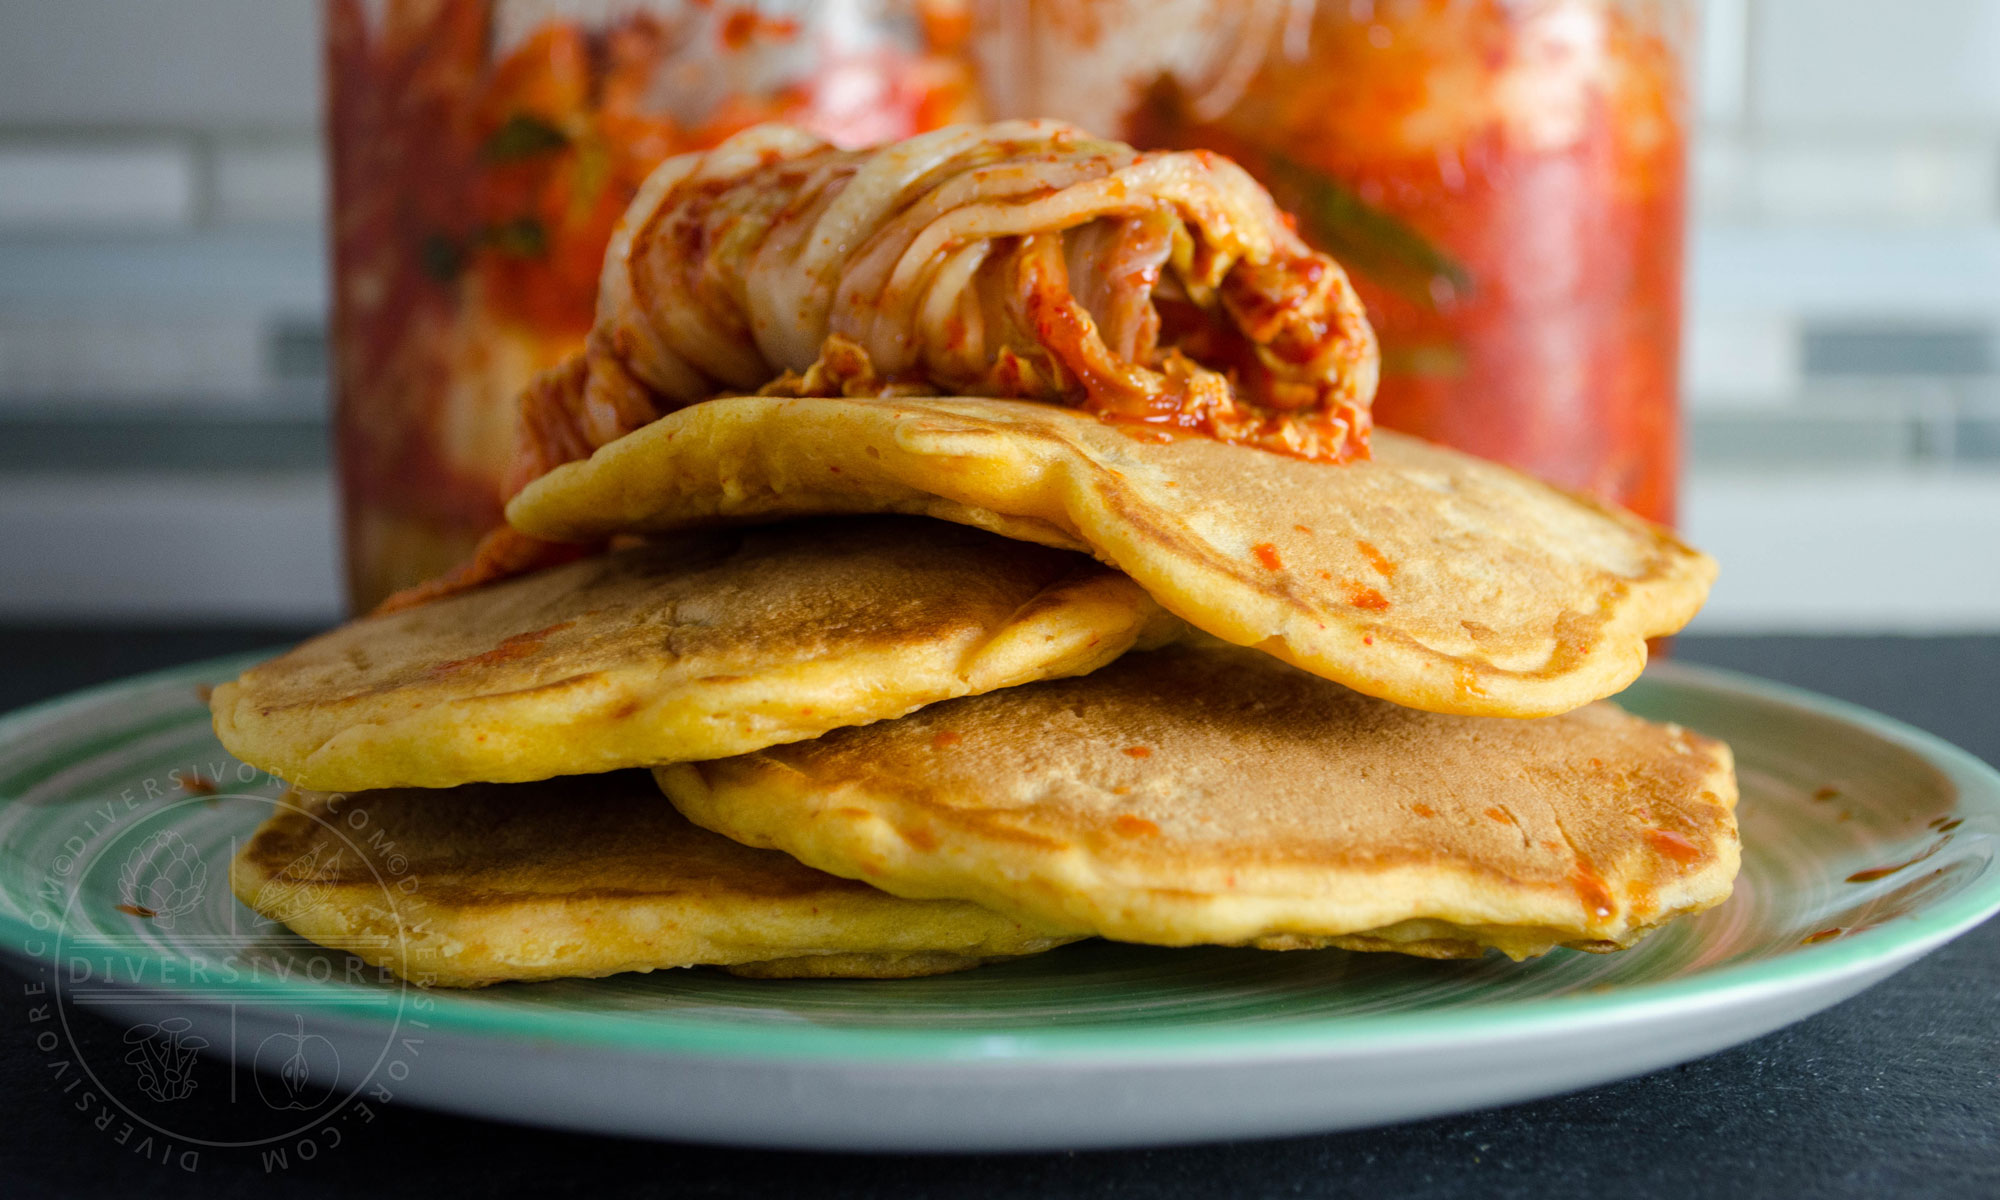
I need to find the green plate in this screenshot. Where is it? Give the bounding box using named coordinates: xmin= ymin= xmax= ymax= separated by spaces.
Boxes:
xmin=0 ymin=654 xmax=1995 ymax=1151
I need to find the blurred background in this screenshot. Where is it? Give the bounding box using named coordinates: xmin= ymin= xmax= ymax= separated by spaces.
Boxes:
xmin=0 ymin=0 xmax=1996 ymax=632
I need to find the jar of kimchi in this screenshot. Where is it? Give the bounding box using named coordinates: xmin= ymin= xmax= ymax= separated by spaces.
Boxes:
xmin=326 ymin=0 xmax=976 ymax=609
xmin=972 ymin=0 xmax=1692 ymax=526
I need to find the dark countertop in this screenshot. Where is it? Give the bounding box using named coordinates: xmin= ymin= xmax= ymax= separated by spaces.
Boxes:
xmin=2 ymin=628 xmax=1996 ymax=1197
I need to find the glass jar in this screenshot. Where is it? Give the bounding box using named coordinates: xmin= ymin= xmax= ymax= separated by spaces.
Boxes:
xmin=972 ymin=0 xmax=1692 ymax=526
xmin=325 ymin=0 xmax=976 ymax=609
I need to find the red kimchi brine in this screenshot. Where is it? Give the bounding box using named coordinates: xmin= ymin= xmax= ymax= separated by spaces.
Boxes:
xmin=975 ymin=0 xmax=1691 ymax=526
xmin=326 ymin=0 xmax=975 ymax=609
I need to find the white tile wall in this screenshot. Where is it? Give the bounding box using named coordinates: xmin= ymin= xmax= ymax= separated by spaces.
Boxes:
xmin=1685 ymin=469 xmax=2000 ymax=632
xmin=0 ymin=231 xmax=325 ymax=310
xmin=0 ymin=471 xmax=341 ymax=623
xmin=1684 ymin=310 xmax=1800 ymax=407
xmin=1694 ymin=135 xmax=1752 ymax=221
xmin=1746 ymin=140 xmax=1998 ymax=226
xmin=0 ymin=143 xmax=197 ymax=229
xmin=1751 ymin=0 xmax=2000 ymax=131
xmin=1688 ymin=405 xmax=1914 ymax=467
xmin=0 ymin=311 xmax=266 ymax=404
xmin=1690 ymin=226 xmax=2000 ymax=320
xmin=0 ymin=230 xmax=324 ymax=407
xmin=210 ymin=136 xmax=326 ymax=226
xmin=0 ymin=0 xmax=318 ymax=128
xmin=1697 ymin=0 xmax=1750 ymax=124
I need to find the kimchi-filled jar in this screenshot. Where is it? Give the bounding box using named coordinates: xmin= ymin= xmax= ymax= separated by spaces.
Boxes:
xmin=326 ymin=0 xmax=976 ymax=609
xmin=972 ymin=0 xmax=1691 ymax=525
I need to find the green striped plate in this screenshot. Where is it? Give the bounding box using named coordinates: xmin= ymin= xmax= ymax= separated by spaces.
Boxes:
xmin=0 ymin=654 xmax=1994 ymax=1151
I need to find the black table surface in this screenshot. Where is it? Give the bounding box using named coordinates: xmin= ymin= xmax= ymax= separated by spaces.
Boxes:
xmin=1 ymin=627 xmax=1996 ymax=1198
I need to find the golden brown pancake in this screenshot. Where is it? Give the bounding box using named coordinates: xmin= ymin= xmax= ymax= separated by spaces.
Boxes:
xmin=657 ymin=642 xmax=1739 ymax=960
xmin=212 ymin=516 xmax=1179 ymax=791
xmin=510 ymin=396 xmax=1713 ymax=718
xmin=230 ymin=772 xmax=1079 ymax=986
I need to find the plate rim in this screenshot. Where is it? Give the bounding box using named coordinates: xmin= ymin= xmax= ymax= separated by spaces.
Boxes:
xmin=1 ymin=651 xmax=1996 ymax=1065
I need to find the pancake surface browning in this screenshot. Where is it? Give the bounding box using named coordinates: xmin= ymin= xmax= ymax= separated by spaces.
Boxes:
xmin=511 ymin=396 xmax=1713 ymax=717
xmin=231 ymin=773 xmax=1078 ymax=986
xmin=658 ymin=643 xmax=1740 ymax=959
xmin=213 ymin=516 xmax=1178 ymax=791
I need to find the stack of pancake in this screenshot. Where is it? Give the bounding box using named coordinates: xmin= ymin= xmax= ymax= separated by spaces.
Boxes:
xmin=215 ymin=123 xmax=1735 ymax=987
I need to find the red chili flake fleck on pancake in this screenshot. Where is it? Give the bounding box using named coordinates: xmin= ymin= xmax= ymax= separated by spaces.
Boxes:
xmin=1411 ymin=803 xmax=1436 ymax=818
xmin=1362 ymin=636 xmax=1374 ymax=645
xmin=1802 ymin=927 xmax=1843 ymax=945
xmin=931 ymin=730 xmax=963 ymax=749
xmin=1251 ymin=543 xmax=1283 ymax=571
xmin=1645 ymin=828 xmax=1704 ymax=863
xmin=1113 ymin=814 xmax=1160 ymax=838
xmin=117 ymin=904 xmax=156 ymax=919
xmin=179 ymin=773 xmax=217 ymax=796
xmin=1342 ymin=581 xmax=1390 ymax=610
xmin=1317 ymin=570 xmax=1333 ymax=581
xmin=1355 ymin=540 xmax=1398 ymax=578
xmin=828 ymin=465 xmax=842 ymax=473
xmin=1124 ymin=745 xmax=1153 ymax=758
xmin=1813 ymin=786 xmax=1840 ymax=801
xmin=427 ymin=621 xmax=574 ymax=676
xmin=1571 ymin=864 xmax=1616 ymax=920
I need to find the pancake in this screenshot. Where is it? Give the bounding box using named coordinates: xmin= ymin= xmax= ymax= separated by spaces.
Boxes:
xmin=212 ymin=516 xmax=1179 ymax=792
xmin=510 ymin=395 xmax=1714 ymax=718
xmin=231 ymin=772 xmax=1079 ymax=986
xmin=656 ymin=642 xmax=1739 ymax=960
